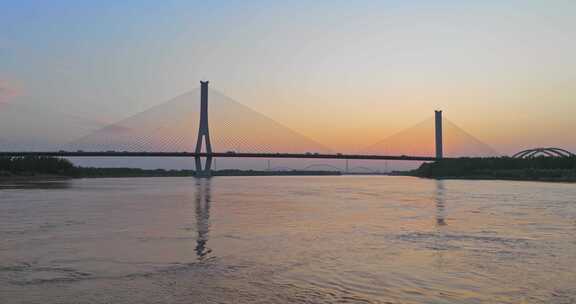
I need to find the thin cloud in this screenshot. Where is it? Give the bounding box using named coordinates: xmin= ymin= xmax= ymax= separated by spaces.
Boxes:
xmin=0 ymin=79 xmax=21 ymax=102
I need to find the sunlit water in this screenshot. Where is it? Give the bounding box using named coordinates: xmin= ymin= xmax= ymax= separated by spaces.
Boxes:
xmin=1 ymin=176 xmax=575 ymax=303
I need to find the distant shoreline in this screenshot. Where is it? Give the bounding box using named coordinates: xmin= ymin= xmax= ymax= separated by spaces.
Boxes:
xmin=0 ymin=170 xmax=342 ymax=181
xmin=0 ymin=174 xmax=72 ymax=182
xmin=411 ymin=157 xmax=576 ymax=183
xmin=420 ymin=175 xmax=576 ymax=183
xmin=2 ymin=156 xmax=575 ymax=182
xmin=1 ymin=173 xmax=574 ymax=183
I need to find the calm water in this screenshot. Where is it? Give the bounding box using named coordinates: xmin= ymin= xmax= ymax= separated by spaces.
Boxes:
xmin=1 ymin=176 xmax=575 ymax=303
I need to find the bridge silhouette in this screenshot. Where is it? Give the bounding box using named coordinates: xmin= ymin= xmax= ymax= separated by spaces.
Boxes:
xmin=512 ymin=147 xmax=575 ymax=159
xmin=1 ymin=81 xmax=498 ymax=176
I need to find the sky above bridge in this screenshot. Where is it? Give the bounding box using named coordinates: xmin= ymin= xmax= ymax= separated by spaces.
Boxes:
xmin=1 ymin=0 xmax=575 ymax=156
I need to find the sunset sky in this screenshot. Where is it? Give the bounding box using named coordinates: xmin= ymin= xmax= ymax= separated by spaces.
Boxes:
xmin=1 ymin=0 xmax=575 ymax=155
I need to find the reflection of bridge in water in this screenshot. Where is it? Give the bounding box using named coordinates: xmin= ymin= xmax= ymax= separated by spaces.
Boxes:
xmin=433 ymin=180 xmax=447 ymax=270
xmin=194 ymin=178 xmax=212 ymax=259
xmin=190 ymin=176 xmax=451 ymax=263
xmin=435 ymin=180 xmax=446 ymax=227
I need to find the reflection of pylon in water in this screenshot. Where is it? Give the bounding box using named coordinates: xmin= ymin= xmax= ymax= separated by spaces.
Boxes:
xmin=195 ymin=179 xmax=212 ymax=259
xmin=433 ymin=180 xmax=447 ymax=270
xmin=435 ymin=180 xmax=446 ymax=227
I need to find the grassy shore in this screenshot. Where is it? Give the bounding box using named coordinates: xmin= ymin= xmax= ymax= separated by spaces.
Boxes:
xmin=413 ymin=157 xmax=576 ymax=182
xmin=0 ymin=169 xmax=340 ymax=180
xmin=3 ymin=156 xmax=575 ymax=182
xmin=0 ymin=156 xmax=340 ymax=179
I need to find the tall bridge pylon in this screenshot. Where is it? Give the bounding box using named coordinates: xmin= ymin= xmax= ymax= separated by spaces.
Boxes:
xmin=195 ymin=81 xmax=213 ymax=177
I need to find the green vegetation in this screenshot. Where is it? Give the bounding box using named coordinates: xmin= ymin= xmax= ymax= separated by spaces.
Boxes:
xmin=415 ymin=157 xmax=576 ymax=182
xmin=8 ymin=155 xmax=575 ymax=181
xmin=0 ymin=156 xmax=340 ymax=179
xmin=0 ymin=156 xmax=75 ymax=177
xmin=212 ymin=169 xmax=340 ymax=176
xmin=74 ymin=168 xmax=339 ymax=177
xmin=73 ymin=167 xmax=195 ymax=177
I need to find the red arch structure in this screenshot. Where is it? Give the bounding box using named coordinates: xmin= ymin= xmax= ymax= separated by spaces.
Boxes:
xmin=512 ymin=147 xmax=574 ymax=159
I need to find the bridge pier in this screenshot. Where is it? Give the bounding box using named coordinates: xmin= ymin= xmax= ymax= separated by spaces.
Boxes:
xmin=195 ymin=81 xmax=213 ymax=178
xmin=195 ymin=156 xmax=213 ymax=177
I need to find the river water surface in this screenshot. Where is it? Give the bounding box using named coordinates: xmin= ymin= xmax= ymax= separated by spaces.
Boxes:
xmin=1 ymin=176 xmax=575 ymax=303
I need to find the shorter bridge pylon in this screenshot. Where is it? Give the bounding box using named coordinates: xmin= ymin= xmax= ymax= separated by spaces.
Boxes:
xmin=435 ymin=110 xmax=443 ymax=160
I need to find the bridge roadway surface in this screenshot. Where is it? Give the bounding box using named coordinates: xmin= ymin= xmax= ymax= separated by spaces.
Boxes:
xmin=0 ymin=151 xmax=438 ymax=161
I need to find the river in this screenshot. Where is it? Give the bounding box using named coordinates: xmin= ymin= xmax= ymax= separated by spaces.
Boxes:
xmin=1 ymin=176 xmax=575 ymax=303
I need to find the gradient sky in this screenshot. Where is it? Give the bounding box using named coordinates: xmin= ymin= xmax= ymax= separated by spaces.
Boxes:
xmin=1 ymin=0 xmax=575 ymax=154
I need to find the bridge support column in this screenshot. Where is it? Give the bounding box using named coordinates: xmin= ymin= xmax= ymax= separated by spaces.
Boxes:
xmin=195 ymin=81 xmax=213 ymax=177
xmin=435 ymin=110 xmax=443 ymax=160
xmin=195 ymin=156 xmax=213 ymax=177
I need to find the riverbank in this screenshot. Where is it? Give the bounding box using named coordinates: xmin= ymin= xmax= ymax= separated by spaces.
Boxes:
xmin=73 ymin=168 xmax=340 ymax=178
xmin=4 ymin=155 xmax=575 ymax=182
xmin=420 ymin=174 xmax=576 ymax=183
xmin=0 ymin=171 xmax=341 ymax=180
xmin=0 ymin=174 xmax=72 ymax=182
xmin=413 ymin=157 xmax=576 ymax=182
xmin=0 ymin=156 xmax=342 ymax=179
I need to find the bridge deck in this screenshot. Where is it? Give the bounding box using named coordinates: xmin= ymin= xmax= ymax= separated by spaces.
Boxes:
xmin=0 ymin=152 xmax=438 ymax=161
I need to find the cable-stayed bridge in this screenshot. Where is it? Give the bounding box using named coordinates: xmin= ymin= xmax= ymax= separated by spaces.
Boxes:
xmin=0 ymin=81 xmax=498 ymax=176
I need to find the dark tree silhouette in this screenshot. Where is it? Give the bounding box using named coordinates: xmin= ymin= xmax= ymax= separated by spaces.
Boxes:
xmin=416 ymin=156 xmax=576 ymax=181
